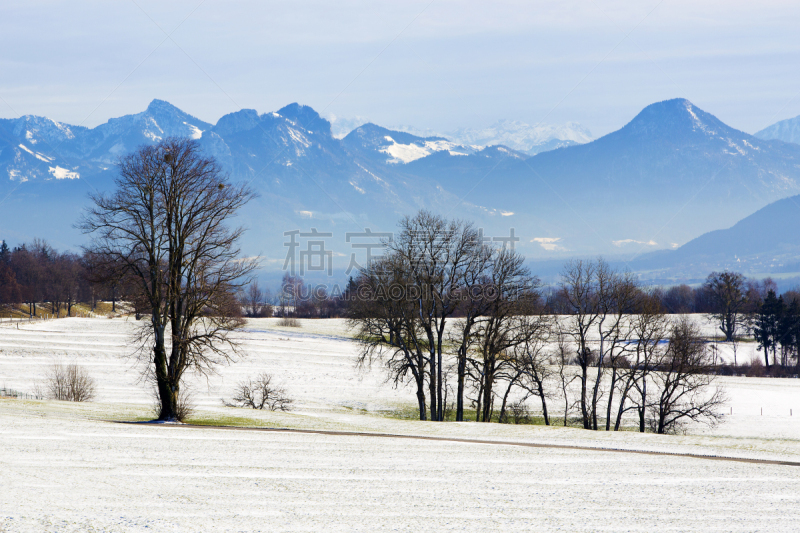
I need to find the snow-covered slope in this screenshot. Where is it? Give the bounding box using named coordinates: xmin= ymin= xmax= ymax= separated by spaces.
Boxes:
xmin=342 ymin=123 xmax=482 ymax=164
xmin=73 ymin=99 xmax=212 ymax=163
xmin=755 ymin=114 xmax=800 ymax=145
xmin=4 ymin=316 xmax=800 ymax=532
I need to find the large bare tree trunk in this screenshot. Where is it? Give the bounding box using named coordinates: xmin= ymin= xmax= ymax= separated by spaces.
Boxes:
xmin=456 ymin=346 xmax=467 ymax=421
xmin=580 ymin=362 xmax=590 ymax=429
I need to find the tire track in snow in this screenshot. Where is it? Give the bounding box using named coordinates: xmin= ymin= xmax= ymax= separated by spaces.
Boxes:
xmin=117 ymin=421 xmax=800 ymax=467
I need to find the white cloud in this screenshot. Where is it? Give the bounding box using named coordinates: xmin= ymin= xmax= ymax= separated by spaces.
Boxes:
xmin=500 ymin=211 xmax=514 ymax=217
xmin=48 ymin=166 xmax=79 ymax=180
xmin=532 ymin=237 xmax=566 ymax=251
xmin=612 ymin=239 xmax=658 ymax=247
xmin=297 ymin=210 xmax=313 ymax=218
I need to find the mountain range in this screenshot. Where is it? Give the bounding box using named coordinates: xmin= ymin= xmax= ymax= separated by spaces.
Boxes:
xmin=327 ymin=117 xmax=593 ymax=155
xmin=445 ymin=120 xmax=592 ymax=155
xmin=3 ymin=97 xmax=800 ymax=281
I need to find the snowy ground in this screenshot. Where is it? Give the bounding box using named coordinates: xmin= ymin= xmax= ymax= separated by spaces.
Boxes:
xmin=2 ymin=317 xmax=800 ymax=532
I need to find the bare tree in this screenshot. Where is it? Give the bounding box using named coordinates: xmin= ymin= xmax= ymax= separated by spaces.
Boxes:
xmin=466 ymin=248 xmax=540 ymax=423
xmin=350 ymin=211 xmax=497 ymax=422
xmin=613 ymin=290 xmax=669 ymax=432
xmin=350 ymin=254 xmax=430 ymax=420
xmin=231 ymin=373 xmax=293 ymax=411
xmin=242 ymin=281 xmax=272 ymax=318
xmin=552 ymin=327 xmax=580 ymax=427
xmin=650 ymin=317 xmax=727 ymax=434
xmin=45 ymin=362 xmax=97 ymax=402
xmin=392 ymin=211 xmax=489 ymax=421
xmin=559 ymin=258 xmax=639 ymax=430
xmin=559 ymin=259 xmax=600 ymax=429
xmin=80 ymin=138 xmax=257 ymax=421
xmin=447 ymin=244 xmax=494 ymax=421
xmin=705 ymin=271 xmax=747 ymax=342
xmin=508 ymin=313 xmax=554 ymax=425
xmin=595 ymin=270 xmax=640 ymax=431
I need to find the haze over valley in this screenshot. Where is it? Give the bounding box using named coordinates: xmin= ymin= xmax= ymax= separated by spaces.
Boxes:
xmin=4 ymin=97 xmax=800 ymax=283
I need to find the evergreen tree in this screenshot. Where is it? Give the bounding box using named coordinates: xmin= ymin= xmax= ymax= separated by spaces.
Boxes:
xmin=780 ymin=298 xmax=800 ymax=369
xmin=754 ymin=290 xmax=783 ymax=369
xmin=0 ymin=240 xmax=9 ymax=264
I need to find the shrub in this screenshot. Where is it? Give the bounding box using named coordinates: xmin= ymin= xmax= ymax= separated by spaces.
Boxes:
xmin=746 ymin=356 xmax=765 ymax=377
xmin=508 ymin=400 xmax=531 ymax=424
xmin=278 ymin=316 xmax=300 ymax=327
xmin=45 ymin=363 xmax=97 ymax=402
xmin=230 ymin=373 xmax=293 ymax=411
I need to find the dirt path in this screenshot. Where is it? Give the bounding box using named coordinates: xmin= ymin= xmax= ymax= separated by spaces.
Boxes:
xmin=121 ymin=421 xmax=800 ymax=467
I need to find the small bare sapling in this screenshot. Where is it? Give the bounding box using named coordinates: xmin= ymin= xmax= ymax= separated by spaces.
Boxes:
xmin=230 ymin=373 xmax=293 ymax=411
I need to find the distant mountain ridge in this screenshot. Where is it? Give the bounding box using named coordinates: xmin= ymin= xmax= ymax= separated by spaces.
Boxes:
xmin=446 ymin=119 xmax=592 ymax=155
xmin=755 ymin=114 xmax=800 ymax=145
xmin=631 ymin=193 xmax=800 ymax=280
xmin=328 ymin=117 xmax=592 ymax=155
xmin=489 ymin=98 xmax=800 ymax=254
xmin=4 ymin=97 xmax=800 ymax=279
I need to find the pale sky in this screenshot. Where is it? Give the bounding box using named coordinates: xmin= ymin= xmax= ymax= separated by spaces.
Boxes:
xmin=2 ymin=0 xmax=800 ymax=137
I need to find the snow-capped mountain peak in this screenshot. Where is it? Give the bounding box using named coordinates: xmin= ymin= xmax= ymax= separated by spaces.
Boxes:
xmin=445 ymin=119 xmax=593 ymax=155
xmin=342 ymin=123 xmax=484 ymax=164
xmin=11 ymin=115 xmax=83 ymax=146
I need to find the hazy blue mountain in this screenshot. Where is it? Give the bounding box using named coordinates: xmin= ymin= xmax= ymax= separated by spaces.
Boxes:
xmin=524 ymin=138 xmax=580 ymax=156
xmin=480 ymin=98 xmax=800 ymax=256
xmin=445 ymin=119 xmax=592 ymax=154
xmin=754 ymin=114 xmax=800 ymax=145
xmin=630 ymin=193 xmax=800 ymax=281
xmin=4 ymin=97 xmax=800 ymax=278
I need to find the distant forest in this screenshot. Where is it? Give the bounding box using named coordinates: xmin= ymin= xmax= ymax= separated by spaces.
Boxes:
xmin=1 ymin=238 xmax=799 ymax=374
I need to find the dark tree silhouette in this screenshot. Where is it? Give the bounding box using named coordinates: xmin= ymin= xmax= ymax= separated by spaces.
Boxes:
xmin=80 ymin=138 xmax=257 ymax=421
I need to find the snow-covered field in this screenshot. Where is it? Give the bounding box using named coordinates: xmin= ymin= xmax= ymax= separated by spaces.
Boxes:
xmin=2 ymin=317 xmax=800 ymax=532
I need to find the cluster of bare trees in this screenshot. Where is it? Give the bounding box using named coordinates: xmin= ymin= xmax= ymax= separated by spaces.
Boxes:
xmin=556 ymin=260 xmax=726 ymax=433
xmin=0 ymin=237 xmax=150 ymax=317
xmin=0 ymin=239 xmax=109 ymax=317
xmin=348 ymin=211 xmax=538 ymax=422
xmin=274 ymin=272 xmax=351 ymax=318
xmin=240 ymin=281 xmax=273 ymax=318
xmin=349 ymin=212 xmax=726 ymax=433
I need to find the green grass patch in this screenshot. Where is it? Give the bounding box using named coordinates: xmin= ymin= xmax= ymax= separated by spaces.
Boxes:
xmin=372 ymin=405 xmax=647 ymax=431
xmin=185 ymin=412 xmax=273 ymax=428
